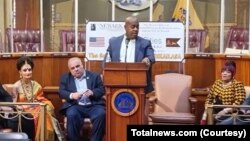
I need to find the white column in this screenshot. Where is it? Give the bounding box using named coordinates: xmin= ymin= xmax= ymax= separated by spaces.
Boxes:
xmin=75 ymin=0 xmax=78 ymax=52
xmin=149 ymin=0 xmax=153 ymax=21
xmin=219 ymin=0 xmax=225 ymax=53
xmin=112 ymin=0 xmax=115 ymax=21
xmin=40 ymin=0 xmax=44 ymax=52
xmin=249 ymin=1 xmax=250 ymax=53
xmin=185 ymin=0 xmax=190 ymax=53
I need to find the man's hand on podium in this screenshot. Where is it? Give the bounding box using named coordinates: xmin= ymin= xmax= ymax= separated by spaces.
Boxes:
xmin=142 ymin=57 xmax=150 ymax=66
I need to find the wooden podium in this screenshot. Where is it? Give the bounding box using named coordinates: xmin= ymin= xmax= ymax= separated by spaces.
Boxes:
xmin=103 ymin=62 xmax=147 ymax=141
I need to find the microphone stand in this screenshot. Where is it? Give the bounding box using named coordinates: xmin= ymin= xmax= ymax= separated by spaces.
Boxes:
xmin=125 ymin=39 xmax=130 ymax=63
xmin=102 ymin=50 xmax=110 ymax=72
xmin=124 ymin=39 xmax=130 ymax=94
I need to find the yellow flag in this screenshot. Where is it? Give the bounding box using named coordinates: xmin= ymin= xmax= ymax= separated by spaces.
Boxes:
xmin=172 ymin=0 xmax=210 ymax=51
xmin=172 ymin=0 xmax=203 ymax=29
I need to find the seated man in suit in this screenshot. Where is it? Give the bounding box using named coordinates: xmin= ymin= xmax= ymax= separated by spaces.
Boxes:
xmin=59 ymin=57 xmax=105 ymax=141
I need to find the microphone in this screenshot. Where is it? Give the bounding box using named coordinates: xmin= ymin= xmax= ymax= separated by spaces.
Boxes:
xmin=240 ymin=44 xmax=245 ymax=54
xmin=102 ymin=50 xmax=110 ymax=71
xmin=103 ymin=50 xmax=110 ymax=62
xmin=124 ymin=38 xmax=130 ymax=63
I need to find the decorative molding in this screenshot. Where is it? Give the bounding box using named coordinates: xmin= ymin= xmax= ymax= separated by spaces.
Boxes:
xmin=111 ymin=0 xmax=158 ymax=11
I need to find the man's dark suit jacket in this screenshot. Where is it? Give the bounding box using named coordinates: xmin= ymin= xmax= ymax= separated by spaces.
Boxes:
xmin=241 ymin=94 xmax=250 ymax=113
xmin=107 ymin=35 xmax=155 ymax=94
xmin=0 ymin=84 xmax=12 ymax=102
xmin=59 ymin=70 xmax=105 ymax=115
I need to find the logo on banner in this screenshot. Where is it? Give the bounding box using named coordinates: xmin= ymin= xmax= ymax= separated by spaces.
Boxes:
xmin=111 ymin=89 xmax=139 ymax=116
xmin=91 ymin=24 xmax=96 ymax=31
xmin=166 ymin=38 xmax=180 ymax=47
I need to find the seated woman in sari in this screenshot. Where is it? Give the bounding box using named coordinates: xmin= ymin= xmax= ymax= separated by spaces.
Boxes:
xmin=13 ymin=56 xmax=63 ymax=141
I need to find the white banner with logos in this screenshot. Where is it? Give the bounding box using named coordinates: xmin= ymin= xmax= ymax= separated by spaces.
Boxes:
xmin=86 ymin=22 xmax=184 ymax=62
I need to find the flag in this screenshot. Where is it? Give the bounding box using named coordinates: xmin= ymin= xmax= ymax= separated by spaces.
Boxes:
xmin=89 ymin=37 xmax=105 ymax=47
xmin=172 ymin=0 xmax=203 ymax=30
xmin=172 ymin=0 xmax=210 ymax=51
xmin=153 ymin=3 xmax=164 ymax=21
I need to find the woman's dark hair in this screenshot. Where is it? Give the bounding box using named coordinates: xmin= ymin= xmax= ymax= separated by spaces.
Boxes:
xmin=224 ymin=60 xmax=236 ymax=70
xmin=221 ymin=60 xmax=236 ymax=76
xmin=16 ymin=56 xmax=34 ymax=71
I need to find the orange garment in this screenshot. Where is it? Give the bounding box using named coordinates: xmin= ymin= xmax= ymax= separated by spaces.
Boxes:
xmin=14 ymin=80 xmax=55 ymax=141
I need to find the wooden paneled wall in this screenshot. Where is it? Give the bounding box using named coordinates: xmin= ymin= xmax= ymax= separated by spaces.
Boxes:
xmin=0 ymin=54 xmax=216 ymax=88
xmin=3 ymin=53 xmax=249 ymax=124
xmin=0 ymin=53 xmax=220 ymax=88
xmin=0 ymin=53 xmax=77 ymax=86
xmin=214 ymin=55 xmax=250 ymax=86
xmin=16 ymin=0 xmax=39 ymax=29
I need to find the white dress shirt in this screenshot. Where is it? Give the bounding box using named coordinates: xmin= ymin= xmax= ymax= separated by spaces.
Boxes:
xmin=120 ymin=37 xmax=135 ymax=63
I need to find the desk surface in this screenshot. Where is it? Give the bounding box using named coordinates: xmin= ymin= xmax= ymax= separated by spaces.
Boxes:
xmin=191 ymin=88 xmax=209 ymax=96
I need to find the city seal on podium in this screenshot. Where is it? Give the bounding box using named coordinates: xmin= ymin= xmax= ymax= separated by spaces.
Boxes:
xmin=111 ymin=89 xmax=139 ymax=116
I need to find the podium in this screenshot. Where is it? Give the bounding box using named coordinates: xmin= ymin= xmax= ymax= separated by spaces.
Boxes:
xmin=103 ymin=62 xmax=147 ymax=141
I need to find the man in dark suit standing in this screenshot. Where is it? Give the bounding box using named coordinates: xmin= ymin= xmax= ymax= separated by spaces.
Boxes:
xmin=59 ymin=57 xmax=105 ymax=141
xmin=0 ymin=84 xmax=13 ymax=103
xmin=106 ymin=16 xmax=155 ymax=94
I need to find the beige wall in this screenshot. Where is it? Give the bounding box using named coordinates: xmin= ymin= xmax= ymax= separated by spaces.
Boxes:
xmin=0 ymin=0 xmax=12 ymax=51
xmin=0 ymin=0 xmax=4 ymax=47
xmin=56 ymin=0 xmax=73 ymax=23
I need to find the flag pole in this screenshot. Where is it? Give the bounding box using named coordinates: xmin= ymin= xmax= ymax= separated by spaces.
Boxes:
xmin=185 ymin=0 xmax=190 ymax=53
xmin=149 ymin=0 xmax=153 ymax=21
xmin=112 ymin=0 xmax=115 ymax=21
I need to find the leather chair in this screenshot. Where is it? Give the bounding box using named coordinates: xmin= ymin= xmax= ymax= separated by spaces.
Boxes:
xmin=59 ymin=30 xmax=86 ymax=52
xmin=224 ymin=26 xmax=249 ymax=53
xmin=148 ymin=73 xmax=197 ymax=125
xmin=62 ymin=102 xmax=93 ymax=141
xmin=188 ymin=29 xmax=207 ymax=53
xmin=63 ymin=98 xmax=106 ymax=141
xmin=6 ymin=28 xmax=40 ymax=52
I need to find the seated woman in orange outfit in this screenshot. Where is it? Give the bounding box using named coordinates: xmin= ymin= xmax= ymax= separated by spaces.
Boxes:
xmin=12 ymin=56 xmax=63 ymax=141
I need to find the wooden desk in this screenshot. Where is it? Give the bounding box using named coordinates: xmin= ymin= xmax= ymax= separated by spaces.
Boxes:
xmin=191 ymin=88 xmax=209 ymax=124
xmin=43 ymin=86 xmax=63 ymax=125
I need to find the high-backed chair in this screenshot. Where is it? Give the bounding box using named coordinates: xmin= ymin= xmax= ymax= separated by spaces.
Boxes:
xmin=6 ymin=28 xmax=40 ymax=52
xmin=188 ymin=29 xmax=207 ymax=53
xmin=224 ymin=26 xmax=249 ymax=54
xmin=59 ymin=30 xmax=86 ymax=52
xmin=148 ymin=73 xmax=197 ymax=125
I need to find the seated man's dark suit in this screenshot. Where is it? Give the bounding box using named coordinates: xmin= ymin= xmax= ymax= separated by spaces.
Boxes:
xmin=59 ymin=70 xmax=105 ymax=141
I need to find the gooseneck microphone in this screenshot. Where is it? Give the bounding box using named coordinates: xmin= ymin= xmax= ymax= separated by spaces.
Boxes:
xmin=124 ymin=38 xmax=130 ymax=63
xmin=102 ymin=49 xmax=110 ymax=71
